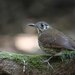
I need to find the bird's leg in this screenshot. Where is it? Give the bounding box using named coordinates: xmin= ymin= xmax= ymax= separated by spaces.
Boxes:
xmin=43 ymin=56 xmax=54 ymax=70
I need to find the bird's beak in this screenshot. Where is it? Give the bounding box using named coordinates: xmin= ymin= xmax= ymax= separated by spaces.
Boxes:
xmin=27 ymin=23 xmax=35 ymax=27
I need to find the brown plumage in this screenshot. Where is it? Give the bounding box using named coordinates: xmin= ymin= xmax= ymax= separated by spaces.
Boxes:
xmin=29 ymin=21 xmax=75 ymax=55
xmin=39 ymin=28 xmax=75 ymax=54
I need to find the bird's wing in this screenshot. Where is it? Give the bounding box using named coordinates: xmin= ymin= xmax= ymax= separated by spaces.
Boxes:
xmin=54 ymin=31 xmax=75 ymax=50
xmin=39 ymin=29 xmax=75 ymax=50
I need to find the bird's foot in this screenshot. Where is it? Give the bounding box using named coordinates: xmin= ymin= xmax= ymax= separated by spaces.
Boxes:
xmin=43 ymin=56 xmax=55 ymax=71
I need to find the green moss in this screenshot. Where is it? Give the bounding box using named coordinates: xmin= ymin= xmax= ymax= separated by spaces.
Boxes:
xmin=28 ymin=56 xmax=43 ymax=70
xmin=0 ymin=51 xmax=49 ymax=71
xmin=0 ymin=50 xmax=75 ymax=71
xmin=0 ymin=51 xmax=28 ymax=63
xmin=60 ymin=51 xmax=75 ymax=60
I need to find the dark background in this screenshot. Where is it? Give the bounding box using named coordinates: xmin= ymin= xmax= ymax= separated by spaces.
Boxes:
xmin=0 ymin=0 xmax=75 ymax=53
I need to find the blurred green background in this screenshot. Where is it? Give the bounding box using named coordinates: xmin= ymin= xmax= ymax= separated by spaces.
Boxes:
xmin=0 ymin=0 xmax=75 ymax=54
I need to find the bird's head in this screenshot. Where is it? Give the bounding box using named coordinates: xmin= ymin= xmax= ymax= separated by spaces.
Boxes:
xmin=28 ymin=21 xmax=51 ymax=33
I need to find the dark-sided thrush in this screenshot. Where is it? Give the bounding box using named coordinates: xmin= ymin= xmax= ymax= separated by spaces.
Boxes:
xmin=28 ymin=21 xmax=75 ymax=69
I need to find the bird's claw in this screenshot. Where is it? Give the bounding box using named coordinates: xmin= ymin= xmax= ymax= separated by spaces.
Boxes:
xmin=43 ymin=56 xmax=55 ymax=71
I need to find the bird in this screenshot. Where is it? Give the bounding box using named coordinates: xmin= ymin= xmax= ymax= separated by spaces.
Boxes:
xmin=28 ymin=21 xmax=75 ymax=69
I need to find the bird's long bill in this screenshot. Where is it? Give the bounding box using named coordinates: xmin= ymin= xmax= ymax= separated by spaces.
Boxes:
xmin=27 ymin=23 xmax=35 ymax=27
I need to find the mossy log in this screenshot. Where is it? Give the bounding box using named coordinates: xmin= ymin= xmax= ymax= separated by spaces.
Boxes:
xmin=0 ymin=51 xmax=75 ymax=75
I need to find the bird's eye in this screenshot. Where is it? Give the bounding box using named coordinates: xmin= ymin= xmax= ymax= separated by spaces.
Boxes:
xmin=40 ymin=23 xmax=44 ymax=29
